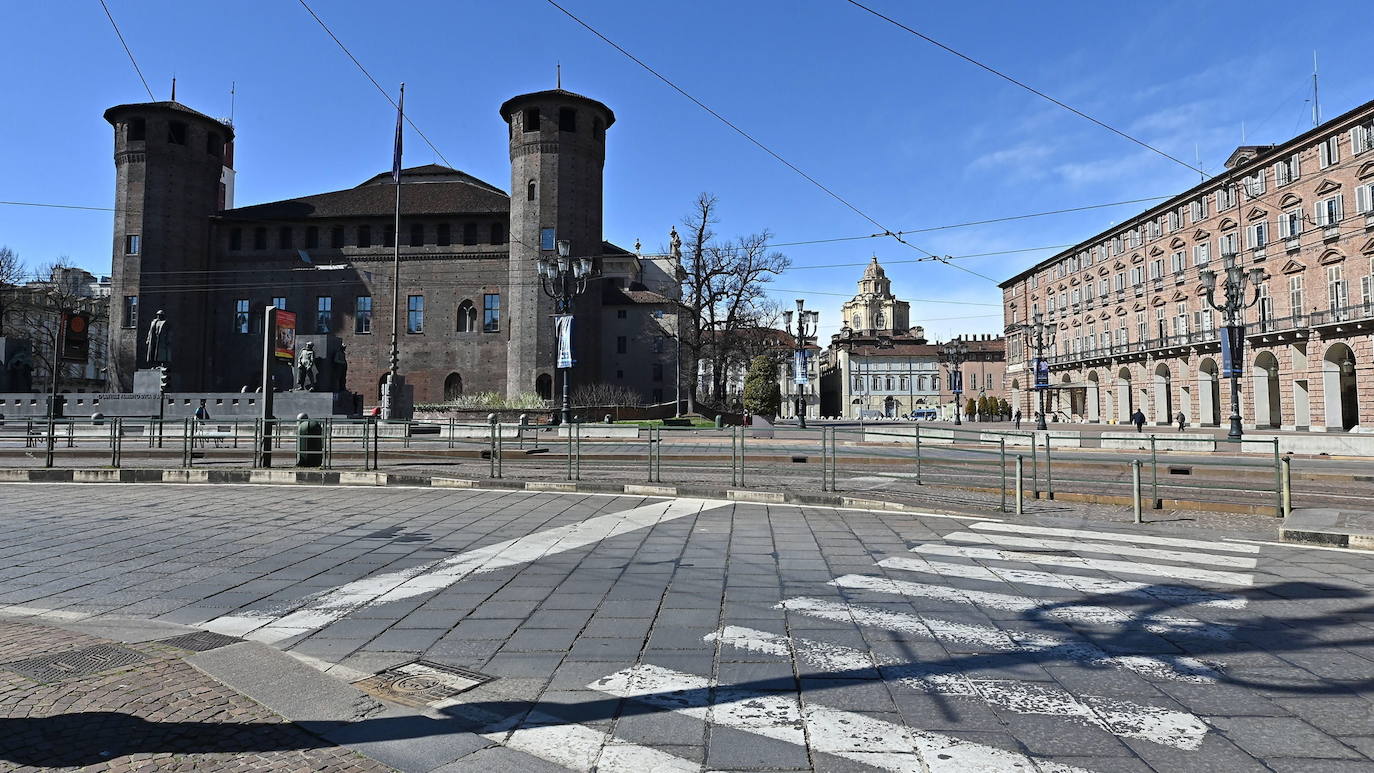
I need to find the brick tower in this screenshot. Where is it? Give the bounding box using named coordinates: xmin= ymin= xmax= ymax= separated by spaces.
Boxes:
xmin=104 ymin=101 xmax=233 ymax=391
xmin=499 ymin=89 xmax=615 ymax=402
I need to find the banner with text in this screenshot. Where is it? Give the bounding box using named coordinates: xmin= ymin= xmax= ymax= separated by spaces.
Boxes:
xmin=555 ymin=314 xmax=574 ymax=368
xmin=274 ymin=310 xmax=297 ymax=360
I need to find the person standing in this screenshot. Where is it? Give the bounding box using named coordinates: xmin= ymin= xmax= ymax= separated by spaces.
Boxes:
xmin=1131 ymin=408 xmax=1146 ymax=432
xmin=1013 ymin=408 xmax=1022 ymax=429
xmin=1175 ymin=411 xmax=1186 ymax=431
xmin=194 ymin=399 xmax=210 ymax=448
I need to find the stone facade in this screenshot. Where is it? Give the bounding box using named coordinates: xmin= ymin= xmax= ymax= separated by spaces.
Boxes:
xmin=819 ymin=259 xmax=1006 ymax=419
xmin=1000 ymin=98 xmax=1374 ymax=431
xmin=103 ymin=89 xmax=678 ymax=408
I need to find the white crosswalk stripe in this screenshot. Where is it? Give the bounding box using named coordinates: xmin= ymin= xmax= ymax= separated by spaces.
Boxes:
xmin=778 ymin=596 xmax=1219 ymax=682
xmin=907 ymin=542 xmax=1255 ymax=586
xmin=201 ymin=498 xmax=728 ymax=642
xmin=940 ymin=530 xmax=1259 ymax=569
xmin=829 ymin=574 xmax=1235 ymax=639
xmin=968 ymin=521 xmax=1262 ymax=553
xmin=877 ymin=556 xmax=1246 ymax=609
xmin=479 ymin=710 xmax=704 ymax=772
xmin=590 ymin=664 xmax=1092 ymax=773
xmin=707 ymin=625 xmax=1208 ymax=750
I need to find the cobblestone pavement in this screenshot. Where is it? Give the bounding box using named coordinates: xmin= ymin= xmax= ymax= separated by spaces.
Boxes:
xmin=0 ymin=618 xmax=392 ymax=771
xmin=2 ymin=482 xmax=1374 ymax=772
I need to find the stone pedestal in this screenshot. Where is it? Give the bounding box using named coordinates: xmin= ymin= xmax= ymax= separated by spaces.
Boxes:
xmin=381 ymin=374 xmax=413 ymax=420
xmin=133 ymin=368 xmax=168 ymax=394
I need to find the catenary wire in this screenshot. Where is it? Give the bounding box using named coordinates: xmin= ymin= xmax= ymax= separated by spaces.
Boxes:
xmin=97 ymin=0 xmax=155 ymax=102
xmin=843 ymin=0 xmax=1206 ymax=177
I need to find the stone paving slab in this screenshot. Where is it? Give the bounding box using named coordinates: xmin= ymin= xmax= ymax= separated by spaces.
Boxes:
xmin=0 ymin=619 xmax=393 ymax=772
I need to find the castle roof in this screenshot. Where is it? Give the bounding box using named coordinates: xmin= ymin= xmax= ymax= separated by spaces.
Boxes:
xmin=219 ymin=165 xmax=509 ymax=221
xmin=499 ymin=89 xmax=616 ymax=127
xmin=103 ymin=100 xmax=234 ymax=139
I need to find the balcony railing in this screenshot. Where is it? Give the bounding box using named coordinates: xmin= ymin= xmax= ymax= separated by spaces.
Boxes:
xmin=1044 ymin=329 xmax=1220 ymax=367
xmin=1309 ymin=302 xmax=1374 ymax=328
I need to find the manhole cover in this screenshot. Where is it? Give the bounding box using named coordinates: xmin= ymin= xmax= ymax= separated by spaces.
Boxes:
xmin=1 ymin=644 xmax=149 ymax=683
xmin=157 ymin=631 xmax=242 ymax=652
xmin=353 ymin=660 xmax=494 ymax=707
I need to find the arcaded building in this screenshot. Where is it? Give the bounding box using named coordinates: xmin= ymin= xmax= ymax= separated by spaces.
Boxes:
xmin=102 ymin=88 xmax=680 ymax=406
xmin=1001 ymin=99 xmax=1374 ymax=430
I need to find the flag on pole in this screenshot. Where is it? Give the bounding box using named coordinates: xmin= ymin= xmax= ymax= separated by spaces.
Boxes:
xmin=392 ymin=84 xmax=405 ymax=183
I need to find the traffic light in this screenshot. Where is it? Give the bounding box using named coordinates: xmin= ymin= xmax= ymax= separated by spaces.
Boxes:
xmin=60 ymin=311 xmax=90 ymax=363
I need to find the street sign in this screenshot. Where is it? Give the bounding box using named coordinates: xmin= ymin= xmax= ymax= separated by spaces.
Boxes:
xmin=274 ymin=310 xmax=297 ymax=360
xmin=60 ymin=311 xmax=90 ymax=363
xmin=1034 ymin=357 xmax=1050 ymax=389
xmin=1220 ymin=325 xmax=1244 ymax=377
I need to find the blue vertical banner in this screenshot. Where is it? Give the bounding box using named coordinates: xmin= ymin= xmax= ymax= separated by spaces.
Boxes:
xmin=793 ymin=350 xmax=809 ymax=385
xmin=1220 ymin=325 xmax=1244 ymax=377
xmin=555 ymin=314 xmax=574 ymax=368
xmin=1034 ymin=357 xmax=1049 ymax=389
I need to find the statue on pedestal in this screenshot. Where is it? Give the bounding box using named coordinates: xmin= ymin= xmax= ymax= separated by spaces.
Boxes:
xmin=144 ymin=310 xmax=170 ymax=367
xmin=332 ymin=344 xmax=348 ymax=392
xmin=669 ymin=226 xmax=682 ymax=261
xmin=296 ymin=342 xmax=317 ymax=391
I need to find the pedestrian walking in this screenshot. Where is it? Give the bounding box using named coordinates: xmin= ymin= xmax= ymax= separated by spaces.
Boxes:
xmin=1131 ymin=408 xmax=1146 ymax=432
xmin=1175 ymin=411 xmax=1186 ymax=431
xmin=194 ymin=399 xmax=210 ymax=448
xmin=1013 ymin=408 xmax=1022 ymax=429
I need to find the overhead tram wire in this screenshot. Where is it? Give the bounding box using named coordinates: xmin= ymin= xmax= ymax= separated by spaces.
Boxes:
xmin=843 ymin=0 xmax=1206 ymax=178
xmin=541 ymin=0 xmax=999 ymax=284
xmin=98 ymin=0 xmax=155 ymax=102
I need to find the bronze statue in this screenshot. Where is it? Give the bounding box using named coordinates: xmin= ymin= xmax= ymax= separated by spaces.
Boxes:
xmin=144 ymin=310 xmax=170 ymax=366
xmin=332 ymin=344 xmax=348 ymax=392
xmin=296 ymin=342 xmax=317 ymax=391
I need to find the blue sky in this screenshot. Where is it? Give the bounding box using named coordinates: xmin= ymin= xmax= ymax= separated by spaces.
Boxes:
xmin=1 ymin=0 xmax=1369 ymax=342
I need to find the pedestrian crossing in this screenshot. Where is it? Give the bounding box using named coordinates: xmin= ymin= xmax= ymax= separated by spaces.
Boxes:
xmin=457 ymin=514 xmax=1258 ymax=771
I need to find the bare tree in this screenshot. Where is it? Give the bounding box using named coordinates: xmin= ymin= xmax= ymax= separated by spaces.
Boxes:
xmin=12 ymin=260 xmax=109 ymax=399
xmin=676 ymin=195 xmax=791 ymax=414
xmin=0 ymin=246 xmax=23 ymax=337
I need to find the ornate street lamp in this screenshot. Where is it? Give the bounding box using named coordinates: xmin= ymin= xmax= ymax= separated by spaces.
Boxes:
xmin=939 ymin=338 xmax=970 ymax=426
xmin=538 ymin=239 xmax=596 ymax=426
xmin=782 ymin=299 xmax=819 ymax=429
xmin=1200 ymin=252 xmax=1265 ymax=440
xmin=1028 ymin=311 xmax=1056 ymax=430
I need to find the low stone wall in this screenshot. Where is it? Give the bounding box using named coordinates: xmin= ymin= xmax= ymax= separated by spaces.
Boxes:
xmin=1099 ymin=433 xmax=1218 ymax=452
xmin=1242 ymin=433 xmax=1374 ymax=457
xmin=864 ymin=426 xmax=1082 ymax=448
xmin=0 ymin=391 xmax=358 ymax=420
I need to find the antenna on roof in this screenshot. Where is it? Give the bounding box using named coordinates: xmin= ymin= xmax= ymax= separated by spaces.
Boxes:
xmin=170 ymin=76 xmax=176 ymax=102
xmin=1312 ymin=50 xmax=1321 ymax=127
xmin=1195 ymin=143 xmax=1204 ymax=182
xmin=556 ymin=62 xmax=561 ymax=89
xmin=229 ymin=81 xmax=236 ymax=125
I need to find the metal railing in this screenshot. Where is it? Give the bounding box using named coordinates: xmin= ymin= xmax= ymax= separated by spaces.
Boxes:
xmin=0 ymin=417 xmax=1303 ymax=517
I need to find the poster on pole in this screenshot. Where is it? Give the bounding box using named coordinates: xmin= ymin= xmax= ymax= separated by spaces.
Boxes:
xmin=1034 ymin=357 xmax=1050 ymax=389
xmin=793 ymin=350 xmax=809 ymax=385
xmin=274 ymin=310 xmax=297 ymax=360
xmin=1220 ymin=325 xmax=1243 ymax=378
xmin=555 ymin=314 xmax=574 ymax=368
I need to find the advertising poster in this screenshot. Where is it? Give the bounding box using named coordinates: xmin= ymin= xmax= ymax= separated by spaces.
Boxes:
xmin=1220 ymin=325 xmax=1243 ymax=378
xmin=1034 ymin=357 xmax=1050 ymax=389
xmin=275 ymin=310 xmax=297 ymax=360
xmin=555 ymin=314 xmax=574 ymax=368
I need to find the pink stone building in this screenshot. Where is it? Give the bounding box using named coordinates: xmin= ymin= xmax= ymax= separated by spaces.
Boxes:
xmin=1001 ymin=99 xmax=1374 ymax=430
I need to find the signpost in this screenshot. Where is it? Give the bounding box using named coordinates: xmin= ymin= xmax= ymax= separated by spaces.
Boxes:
xmin=260 ymin=306 xmax=292 ymax=467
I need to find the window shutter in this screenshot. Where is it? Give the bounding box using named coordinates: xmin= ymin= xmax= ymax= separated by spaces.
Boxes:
xmin=1351 ymin=127 xmax=1364 ymax=155
xmin=1319 ymin=142 xmax=1329 ymax=167
xmin=1316 ymin=202 xmax=1327 ymax=227
xmin=1335 ymin=194 xmax=1344 ymax=221
xmin=1358 ymin=185 xmax=1373 ymax=215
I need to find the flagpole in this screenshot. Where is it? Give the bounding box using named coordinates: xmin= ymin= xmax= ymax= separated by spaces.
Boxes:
xmin=388 ymin=84 xmax=404 ymax=392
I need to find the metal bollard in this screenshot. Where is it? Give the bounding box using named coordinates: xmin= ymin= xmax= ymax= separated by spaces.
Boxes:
xmin=1044 ymin=433 xmax=1054 ymax=501
xmin=1281 ymin=454 xmax=1292 ymax=518
xmin=488 ymin=413 xmax=499 ymax=479
xmin=999 ymin=439 xmax=1007 ymax=513
xmin=1015 ymin=455 xmax=1024 ymax=515
xmin=914 ymin=425 xmax=922 ymax=485
xmin=1131 ymin=458 xmax=1143 ymax=524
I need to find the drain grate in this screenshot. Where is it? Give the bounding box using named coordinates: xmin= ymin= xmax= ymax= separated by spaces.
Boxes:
xmin=157 ymin=631 xmax=243 ymax=652
xmin=1 ymin=644 xmax=149 ymax=683
xmin=353 ymin=660 xmax=494 ymax=707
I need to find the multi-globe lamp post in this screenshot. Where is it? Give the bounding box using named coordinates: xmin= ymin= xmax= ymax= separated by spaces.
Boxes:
xmin=782 ymin=299 xmax=818 ymax=429
xmin=939 ymin=338 xmax=969 ymax=426
xmin=1028 ymin=311 xmax=1056 ymax=430
xmin=1200 ymin=252 xmax=1265 ymax=440
xmin=538 ymin=239 xmax=596 ymax=426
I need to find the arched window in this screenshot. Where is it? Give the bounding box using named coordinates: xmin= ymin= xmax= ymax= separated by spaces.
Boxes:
xmin=852 ymin=313 xmax=861 ymax=328
xmin=535 ymin=373 xmax=553 ymax=399
xmin=444 ymin=373 xmax=463 ymax=401
xmin=457 ymin=300 xmax=477 ymax=332
xmin=875 ymin=312 xmax=886 ymax=329
xmin=527 ymin=180 xmax=537 ymax=201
